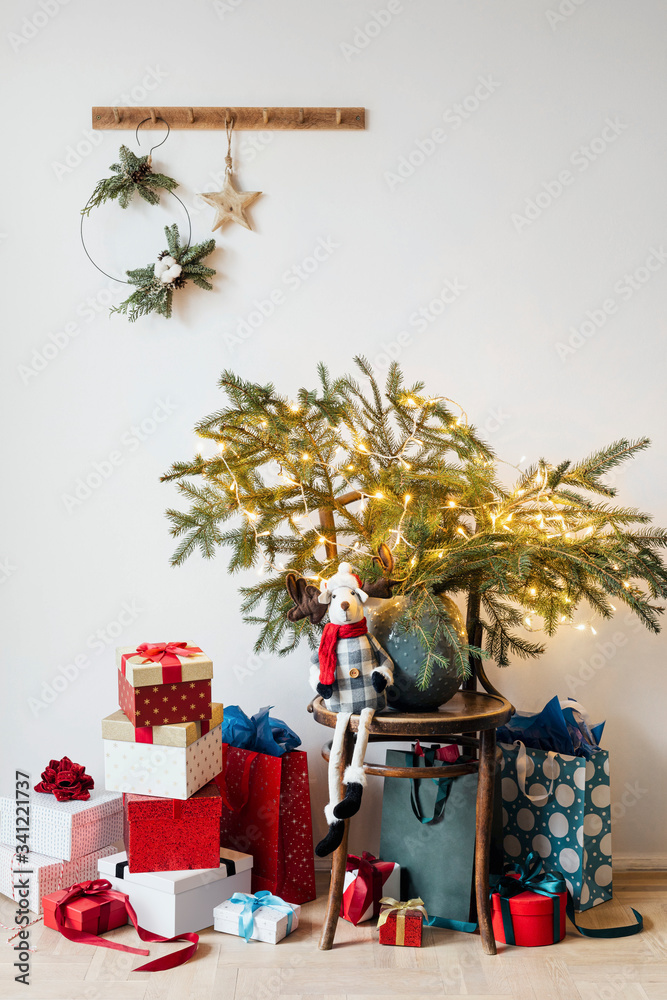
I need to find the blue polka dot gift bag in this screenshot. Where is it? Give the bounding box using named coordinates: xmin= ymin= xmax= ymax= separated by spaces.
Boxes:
xmin=498 ymin=697 xmax=611 ymax=912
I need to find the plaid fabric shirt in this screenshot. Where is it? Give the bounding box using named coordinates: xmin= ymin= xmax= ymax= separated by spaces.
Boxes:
xmin=310 ymin=634 xmax=394 ymax=714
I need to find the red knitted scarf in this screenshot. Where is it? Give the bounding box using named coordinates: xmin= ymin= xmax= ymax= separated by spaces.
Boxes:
xmin=318 ymin=619 xmax=368 ymax=686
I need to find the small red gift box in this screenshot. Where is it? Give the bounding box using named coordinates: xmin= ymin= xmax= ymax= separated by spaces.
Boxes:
xmin=43 ymin=885 xmax=128 ymax=935
xmin=377 ymin=898 xmax=426 ymax=947
xmin=41 ymin=879 xmax=200 ymax=973
xmin=491 ymin=877 xmax=567 ymax=947
xmin=124 ymin=781 xmax=222 ymax=873
xmin=116 ymin=643 xmax=213 ymax=728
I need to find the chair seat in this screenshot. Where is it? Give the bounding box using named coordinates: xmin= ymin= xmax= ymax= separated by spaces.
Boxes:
xmin=310 ymin=690 xmax=512 ymax=737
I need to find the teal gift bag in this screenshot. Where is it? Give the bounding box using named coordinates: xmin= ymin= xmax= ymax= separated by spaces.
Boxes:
xmin=500 ymin=742 xmax=612 ymax=911
xmin=380 ymin=746 xmax=502 ymax=929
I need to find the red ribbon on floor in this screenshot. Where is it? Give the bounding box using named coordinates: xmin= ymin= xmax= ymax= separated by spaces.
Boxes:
xmin=53 ymin=879 xmax=198 ymax=972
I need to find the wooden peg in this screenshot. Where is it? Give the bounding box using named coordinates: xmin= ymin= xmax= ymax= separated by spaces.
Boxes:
xmin=335 ymin=109 xmax=342 ymax=125
xmin=113 ymin=107 xmax=120 ymax=124
xmin=298 ymin=108 xmax=304 ymax=124
xmin=188 ymin=107 xmax=194 ymax=123
xmin=150 ymin=108 xmax=157 ymax=124
xmin=262 ymin=108 xmax=269 ymax=124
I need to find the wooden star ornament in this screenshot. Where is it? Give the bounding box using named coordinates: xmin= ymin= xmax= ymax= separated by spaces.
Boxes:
xmin=199 ymin=173 xmax=261 ymax=232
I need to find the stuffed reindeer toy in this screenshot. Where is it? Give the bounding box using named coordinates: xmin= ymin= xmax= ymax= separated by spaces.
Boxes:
xmin=286 ymin=546 xmax=395 ymax=857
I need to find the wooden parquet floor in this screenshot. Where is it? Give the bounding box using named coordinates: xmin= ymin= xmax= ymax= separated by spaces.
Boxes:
xmin=0 ymin=872 xmax=665 ymax=1000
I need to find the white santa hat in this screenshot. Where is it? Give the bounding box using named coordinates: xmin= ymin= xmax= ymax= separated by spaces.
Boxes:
xmin=318 ymin=562 xmax=367 ymax=605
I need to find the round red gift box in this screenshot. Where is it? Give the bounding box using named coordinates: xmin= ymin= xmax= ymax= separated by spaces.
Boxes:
xmin=491 ymin=881 xmax=567 ymax=947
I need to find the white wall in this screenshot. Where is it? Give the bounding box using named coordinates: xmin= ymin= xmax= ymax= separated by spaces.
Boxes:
xmin=2 ymin=0 xmax=666 ymax=866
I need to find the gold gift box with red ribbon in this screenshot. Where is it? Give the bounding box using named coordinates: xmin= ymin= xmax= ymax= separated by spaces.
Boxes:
xmin=116 ymin=642 xmax=213 ymax=728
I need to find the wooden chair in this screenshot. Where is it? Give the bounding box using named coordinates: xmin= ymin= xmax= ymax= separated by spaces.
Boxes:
xmin=310 ymin=687 xmax=512 ymax=954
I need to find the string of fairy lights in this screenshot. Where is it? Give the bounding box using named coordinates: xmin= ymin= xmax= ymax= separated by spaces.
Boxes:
xmin=196 ymin=389 xmax=635 ymax=640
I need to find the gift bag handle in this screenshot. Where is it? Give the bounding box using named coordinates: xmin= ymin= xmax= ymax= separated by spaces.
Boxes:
xmin=515 ymin=741 xmax=558 ymax=806
xmin=405 ymin=750 xmax=453 ymax=824
xmin=559 ymin=699 xmax=593 ymax=726
xmin=215 ymin=746 xmax=259 ymax=813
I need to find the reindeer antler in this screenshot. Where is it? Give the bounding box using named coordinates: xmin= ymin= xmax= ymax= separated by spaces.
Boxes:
xmin=285 ymin=573 xmax=328 ymax=624
xmin=361 ymin=543 xmax=397 ymax=599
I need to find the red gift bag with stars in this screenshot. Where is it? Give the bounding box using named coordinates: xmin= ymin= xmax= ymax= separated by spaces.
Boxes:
xmin=215 ymin=746 xmax=316 ymax=905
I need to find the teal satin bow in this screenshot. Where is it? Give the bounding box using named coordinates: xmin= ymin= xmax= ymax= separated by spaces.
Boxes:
xmin=500 ymin=852 xmax=568 ymax=897
xmin=490 ymin=852 xmax=643 ymax=945
xmin=229 ymin=891 xmax=296 ymax=943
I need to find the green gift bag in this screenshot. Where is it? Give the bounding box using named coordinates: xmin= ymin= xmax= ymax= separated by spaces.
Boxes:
xmin=379 ymin=745 xmax=503 ymax=930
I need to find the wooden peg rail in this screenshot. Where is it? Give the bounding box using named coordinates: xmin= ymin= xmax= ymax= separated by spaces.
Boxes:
xmin=92 ymin=106 xmax=366 ymax=131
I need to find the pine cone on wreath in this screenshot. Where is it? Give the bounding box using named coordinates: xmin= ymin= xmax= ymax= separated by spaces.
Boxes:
xmin=130 ymin=160 xmax=153 ymax=183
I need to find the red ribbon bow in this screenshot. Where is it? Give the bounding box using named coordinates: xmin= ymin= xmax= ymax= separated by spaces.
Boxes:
xmin=136 ymin=641 xmax=199 ymax=665
xmin=344 ymin=852 xmax=396 ymax=925
xmin=34 ymin=756 xmax=94 ymax=802
xmin=54 ymin=879 xmax=198 ymax=972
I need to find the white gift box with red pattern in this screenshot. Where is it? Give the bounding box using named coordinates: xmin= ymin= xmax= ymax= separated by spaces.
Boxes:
xmin=0 ymin=790 xmax=122 ymax=862
xmin=103 ymin=723 xmax=222 ymax=798
xmin=0 ymin=844 xmax=118 ymax=914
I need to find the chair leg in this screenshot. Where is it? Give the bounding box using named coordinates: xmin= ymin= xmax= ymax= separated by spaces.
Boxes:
xmin=475 ymin=727 xmax=497 ymax=956
xmin=319 ymin=727 xmax=354 ymax=950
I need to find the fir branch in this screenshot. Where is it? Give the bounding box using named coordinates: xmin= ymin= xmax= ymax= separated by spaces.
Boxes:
xmin=81 ymin=146 xmax=178 ymax=216
xmin=110 ymin=225 xmax=216 ymax=322
xmin=162 ymin=360 xmax=667 ymax=679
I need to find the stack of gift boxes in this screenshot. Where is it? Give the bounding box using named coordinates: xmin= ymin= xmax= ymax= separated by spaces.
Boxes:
xmin=97 ymin=641 xmax=256 ymax=937
xmin=1 ymin=640 xmax=307 ymax=947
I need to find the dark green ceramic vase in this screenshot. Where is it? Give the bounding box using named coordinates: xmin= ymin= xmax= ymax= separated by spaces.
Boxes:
xmin=365 ymin=594 xmax=466 ymax=712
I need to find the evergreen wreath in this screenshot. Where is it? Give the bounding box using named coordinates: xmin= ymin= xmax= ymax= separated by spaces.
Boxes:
xmin=111 ymin=224 xmax=216 ymax=322
xmin=81 ymin=145 xmax=178 ymax=216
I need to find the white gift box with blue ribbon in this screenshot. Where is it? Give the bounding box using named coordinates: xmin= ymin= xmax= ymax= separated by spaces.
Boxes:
xmin=214 ymin=891 xmax=301 ymax=944
xmin=99 ymin=849 xmax=252 ymax=937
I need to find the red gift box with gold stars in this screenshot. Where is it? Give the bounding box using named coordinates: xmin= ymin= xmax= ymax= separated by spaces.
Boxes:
xmin=116 ymin=643 xmax=213 ymax=728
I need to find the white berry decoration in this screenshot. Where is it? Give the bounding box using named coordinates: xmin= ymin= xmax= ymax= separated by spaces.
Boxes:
xmin=154 ymin=255 xmax=182 ymax=283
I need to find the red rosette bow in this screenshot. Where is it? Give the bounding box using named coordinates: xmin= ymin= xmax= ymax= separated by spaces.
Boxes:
xmin=34 ymin=756 xmax=95 ymax=801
